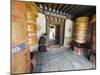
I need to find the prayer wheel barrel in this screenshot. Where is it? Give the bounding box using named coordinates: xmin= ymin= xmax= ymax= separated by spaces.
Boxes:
xmin=74 ymin=17 xmax=89 ymax=55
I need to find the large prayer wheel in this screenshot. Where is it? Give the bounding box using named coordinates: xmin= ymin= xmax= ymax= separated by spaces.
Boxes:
xmin=26 ymin=3 xmax=38 ymax=51
xmin=74 ymin=17 xmax=89 ymax=43
xmin=74 ymin=17 xmax=89 ymax=55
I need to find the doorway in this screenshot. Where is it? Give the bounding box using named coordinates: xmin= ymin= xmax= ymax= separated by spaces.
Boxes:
xmin=48 ymin=25 xmax=60 ymax=46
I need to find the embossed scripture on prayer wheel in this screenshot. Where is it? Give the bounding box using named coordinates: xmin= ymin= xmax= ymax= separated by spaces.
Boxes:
xmin=75 ymin=17 xmax=89 ymax=23
xmin=74 ymin=17 xmax=89 ymax=43
xmin=26 ymin=2 xmax=38 ymax=50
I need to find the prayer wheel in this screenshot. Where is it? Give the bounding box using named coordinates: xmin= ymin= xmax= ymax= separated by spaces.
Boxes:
xmin=74 ymin=17 xmax=89 ymax=55
xmin=74 ymin=17 xmax=89 ymax=43
xmin=26 ymin=3 xmax=38 ymax=51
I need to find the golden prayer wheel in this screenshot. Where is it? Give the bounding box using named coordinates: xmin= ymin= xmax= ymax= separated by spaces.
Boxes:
xmin=74 ymin=17 xmax=89 ymax=43
xmin=26 ymin=5 xmax=38 ymax=49
xmin=75 ymin=17 xmax=89 ymax=23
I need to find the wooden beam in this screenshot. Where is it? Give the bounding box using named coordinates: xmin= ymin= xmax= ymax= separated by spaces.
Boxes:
xmin=57 ymin=4 xmax=63 ymax=11
xmin=67 ymin=5 xmax=81 ymax=14
xmin=47 ymin=4 xmax=51 ymax=11
xmin=48 ymin=3 xmax=52 ymax=8
xmin=61 ymin=5 xmax=69 ymax=12
xmin=71 ymin=6 xmax=87 ymax=15
xmin=74 ymin=7 xmax=93 ymax=17
xmin=65 ymin=5 xmax=75 ymax=13
xmin=53 ymin=4 xmax=58 ymax=10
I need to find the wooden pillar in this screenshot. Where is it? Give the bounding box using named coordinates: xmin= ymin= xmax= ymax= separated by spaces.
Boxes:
xmin=74 ymin=17 xmax=89 ymax=55
xmin=60 ymin=18 xmax=64 ymax=46
xmin=89 ymin=15 xmax=96 ymax=63
xmin=46 ymin=15 xmax=49 ymax=46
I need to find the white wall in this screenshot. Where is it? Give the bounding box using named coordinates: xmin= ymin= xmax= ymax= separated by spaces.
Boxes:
xmin=64 ymin=19 xmax=73 ymax=37
xmin=64 ymin=18 xmax=73 ymax=47
xmin=49 ymin=25 xmax=55 ymax=40
xmin=29 ymin=13 xmax=46 ymax=52
xmin=36 ymin=13 xmax=46 ymax=39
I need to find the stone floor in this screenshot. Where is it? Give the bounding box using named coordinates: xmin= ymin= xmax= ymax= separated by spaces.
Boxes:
xmin=33 ymin=47 xmax=95 ymax=72
xmin=49 ymin=39 xmax=59 ymax=46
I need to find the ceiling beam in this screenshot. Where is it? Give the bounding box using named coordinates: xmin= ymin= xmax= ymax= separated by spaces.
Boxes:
xmin=57 ymin=4 xmax=63 ymax=11
xmin=61 ymin=5 xmax=69 ymax=12
xmin=71 ymin=6 xmax=87 ymax=15
xmin=67 ymin=5 xmax=81 ymax=14
xmin=47 ymin=3 xmax=52 ymax=12
xmin=65 ymin=5 xmax=75 ymax=13
xmin=74 ymin=7 xmax=91 ymax=16
xmin=48 ymin=3 xmax=52 ymax=8
xmin=53 ymin=4 xmax=58 ymax=10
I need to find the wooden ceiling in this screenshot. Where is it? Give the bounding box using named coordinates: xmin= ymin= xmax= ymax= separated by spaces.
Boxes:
xmin=35 ymin=2 xmax=96 ymax=18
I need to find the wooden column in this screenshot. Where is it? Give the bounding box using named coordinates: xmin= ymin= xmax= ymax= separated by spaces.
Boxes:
xmin=60 ymin=18 xmax=65 ymax=46
xmin=46 ymin=16 xmax=65 ymax=46
xmin=89 ymin=15 xmax=96 ymax=63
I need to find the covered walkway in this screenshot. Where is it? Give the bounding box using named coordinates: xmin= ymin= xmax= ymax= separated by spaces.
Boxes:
xmin=33 ymin=47 xmax=95 ymax=72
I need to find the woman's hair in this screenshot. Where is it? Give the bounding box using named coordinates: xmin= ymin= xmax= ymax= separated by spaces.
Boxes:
xmin=43 ymin=33 xmax=47 ymax=36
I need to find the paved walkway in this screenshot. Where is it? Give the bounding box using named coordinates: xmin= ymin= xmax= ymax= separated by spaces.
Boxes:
xmin=33 ymin=47 xmax=95 ymax=72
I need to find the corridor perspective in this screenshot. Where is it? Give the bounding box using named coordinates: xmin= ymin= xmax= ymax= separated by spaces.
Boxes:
xmin=11 ymin=0 xmax=96 ymax=74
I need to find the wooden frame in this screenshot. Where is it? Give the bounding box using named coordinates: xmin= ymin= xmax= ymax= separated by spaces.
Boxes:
xmin=46 ymin=15 xmax=65 ymax=46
